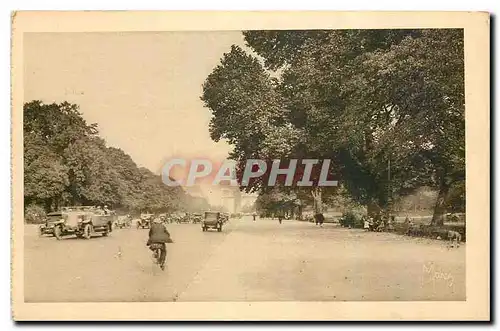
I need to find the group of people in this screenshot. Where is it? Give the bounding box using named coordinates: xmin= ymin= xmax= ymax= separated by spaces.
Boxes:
xmin=363 ymin=215 xmax=395 ymax=232
xmin=94 ymin=205 xmax=113 ymax=216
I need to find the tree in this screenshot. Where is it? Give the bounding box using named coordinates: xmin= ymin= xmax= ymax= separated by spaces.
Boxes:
xmin=342 ymin=29 xmax=464 ymax=224
xmin=23 ymin=100 xmax=194 ymax=214
xmin=255 ymin=187 xmax=298 ymax=216
xmin=24 ymin=100 xmax=95 ymax=210
xmin=24 ymin=137 xmax=69 ymax=210
xmin=247 ymin=29 xmax=464 ymax=223
xmin=201 ymin=45 xmax=338 ymax=210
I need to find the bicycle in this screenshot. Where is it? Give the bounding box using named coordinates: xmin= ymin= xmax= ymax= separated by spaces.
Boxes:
xmin=149 ymin=242 xmax=167 ymax=270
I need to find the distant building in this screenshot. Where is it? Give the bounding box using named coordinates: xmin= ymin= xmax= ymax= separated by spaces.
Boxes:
xmin=221 ymin=185 xmax=257 ymax=214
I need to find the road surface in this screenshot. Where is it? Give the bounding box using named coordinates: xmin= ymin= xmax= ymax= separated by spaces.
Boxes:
xmin=24 ymin=216 xmax=465 ymax=302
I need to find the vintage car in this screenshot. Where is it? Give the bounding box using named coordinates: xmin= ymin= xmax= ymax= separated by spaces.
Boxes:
xmin=181 ymin=213 xmax=192 ymax=224
xmin=114 ymin=215 xmax=132 ymax=229
xmin=202 ymin=211 xmax=224 ymax=232
xmin=191 ymin=213 xmax=203 ymax=224
xmin=51 ymin=206 xmax=114 ymax=240
xmin=39 ymin=211 xmax=64 ymax=236
xmin=137 ymin=213 xmax=153 ymax=229
xmin=165 ymin=213 xmax=177 ymax=224
xmin=173 ymin=212 xmax=190 ymax=224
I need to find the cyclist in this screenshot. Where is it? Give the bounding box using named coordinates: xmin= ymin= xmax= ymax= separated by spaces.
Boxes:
xmin=146 ymin=218 xmax=171 ymax=270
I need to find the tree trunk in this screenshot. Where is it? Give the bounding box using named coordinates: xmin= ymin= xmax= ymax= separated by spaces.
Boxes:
xmin=367 ymin=201 xmax=381 ymax=218
xmin=431 ymin=181 xmax=450 ymax=226
xmin=43 ymin=198 xmax=53 ymax=213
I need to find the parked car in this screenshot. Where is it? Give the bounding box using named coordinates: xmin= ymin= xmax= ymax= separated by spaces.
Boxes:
xmin=39 ymin=211 xmax=63 ymax=236
xmin=51 ymin=206 xmax=114 ymax=240
xmin=177 ymin=212 xmax=191 ymax=224
xmin=202 ymin=211 xmax=224 ymax=232
xmin=191 ymin=213 xmax=203 ymax=224
xmin=115 ymin=215 xmax=132 ymax=229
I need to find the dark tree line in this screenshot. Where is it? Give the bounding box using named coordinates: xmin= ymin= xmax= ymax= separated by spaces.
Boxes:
xmin=24 ymin=100 xmax=207 ymax=216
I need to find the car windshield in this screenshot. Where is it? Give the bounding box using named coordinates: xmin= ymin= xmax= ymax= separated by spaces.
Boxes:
xmin=205 ymin=212 xmax=219 ymax=220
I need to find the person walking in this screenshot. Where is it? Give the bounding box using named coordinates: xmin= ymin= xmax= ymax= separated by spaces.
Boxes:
xmin=314 ymin=212 xmax=325 ymax=227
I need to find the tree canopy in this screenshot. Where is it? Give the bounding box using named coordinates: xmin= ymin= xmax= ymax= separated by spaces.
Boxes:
xmin=24 ymin=100 xmax=205 ymax=214
xmin=201 ymin=29 xmax=465 ymax=224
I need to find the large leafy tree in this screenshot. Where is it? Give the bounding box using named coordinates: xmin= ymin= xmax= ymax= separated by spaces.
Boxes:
xmin=24 ymin=100 xmax=200 ymax=214
xmin=201 ymin=45 xmax=338 ymax=212
xmin=343 ymin=29 xmax=465 ymax=224
xmin=202 ymin=29 xmax=464 ymax=224
xmin=24 ymin=100 xmax=96 ymax=210
xmin=24 ymin=133 xmax=69 ymax=210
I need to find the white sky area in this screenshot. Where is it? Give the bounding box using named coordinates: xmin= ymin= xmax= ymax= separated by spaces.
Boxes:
xmin=24 ymin=31 xmax=257 ymax=205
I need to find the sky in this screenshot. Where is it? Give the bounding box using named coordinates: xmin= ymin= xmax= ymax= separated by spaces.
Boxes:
xmin=24 ymin=31 xmax=251 ymax=205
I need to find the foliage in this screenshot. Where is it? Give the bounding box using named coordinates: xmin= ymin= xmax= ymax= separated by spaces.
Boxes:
xmin=339 ymin=208 xmax=366 ymax=229
xmin=24 ymin=100 xmax=204 ymax=214
xmin=393 ymin=186 xmax=438 ymax=213
xmin=202 ymin=29 xmax=465 ymax=224
xmin=255 ymin=187 xmax=298 ymax=214
xmin=24 ymin=204 xmax=46 ymax=224
xmin=445 ymin=181 xmax=465 ymax=213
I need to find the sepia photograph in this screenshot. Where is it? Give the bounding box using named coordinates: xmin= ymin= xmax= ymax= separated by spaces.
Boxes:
xmin=11 ymin=11 xmax=489 ymax=321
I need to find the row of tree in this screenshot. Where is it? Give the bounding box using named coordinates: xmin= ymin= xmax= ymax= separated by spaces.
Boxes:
xmin=24 ymin=100 xmax=208 ymax=215
xmin=201 ymin=29 xmax=465 ymax=225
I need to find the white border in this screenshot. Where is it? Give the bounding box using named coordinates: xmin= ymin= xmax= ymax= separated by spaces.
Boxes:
xmin=3 ymin=1 xmax=497 ymax=329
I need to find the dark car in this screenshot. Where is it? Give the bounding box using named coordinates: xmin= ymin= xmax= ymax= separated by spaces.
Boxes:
xmin=202 ymin=211 xmax=224 ymax=232
xmin=39 ymin=211 xmax=63 ymax=236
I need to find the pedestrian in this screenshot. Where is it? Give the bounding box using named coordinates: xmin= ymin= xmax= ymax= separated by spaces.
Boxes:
xmin=363 ymin=216 xmax=370 ymax=231
xmin=252 ymin=213 xmax=256 ymax=222
xmin=314 ymin=213 xmax=325 ymax=227
xmin=278 ymin=214 xmax=283 ymax=224
xmin=368 ymin=217 xmax=375 ymax=231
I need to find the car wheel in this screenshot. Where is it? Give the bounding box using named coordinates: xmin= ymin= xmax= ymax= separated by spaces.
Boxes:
xmin=53 ymin=226 xmax=62 ymax=240
xmin=102 ymin=224 xmax=110 ymax=237
xmin=83 ymin=223 xmax=92 ymax=239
